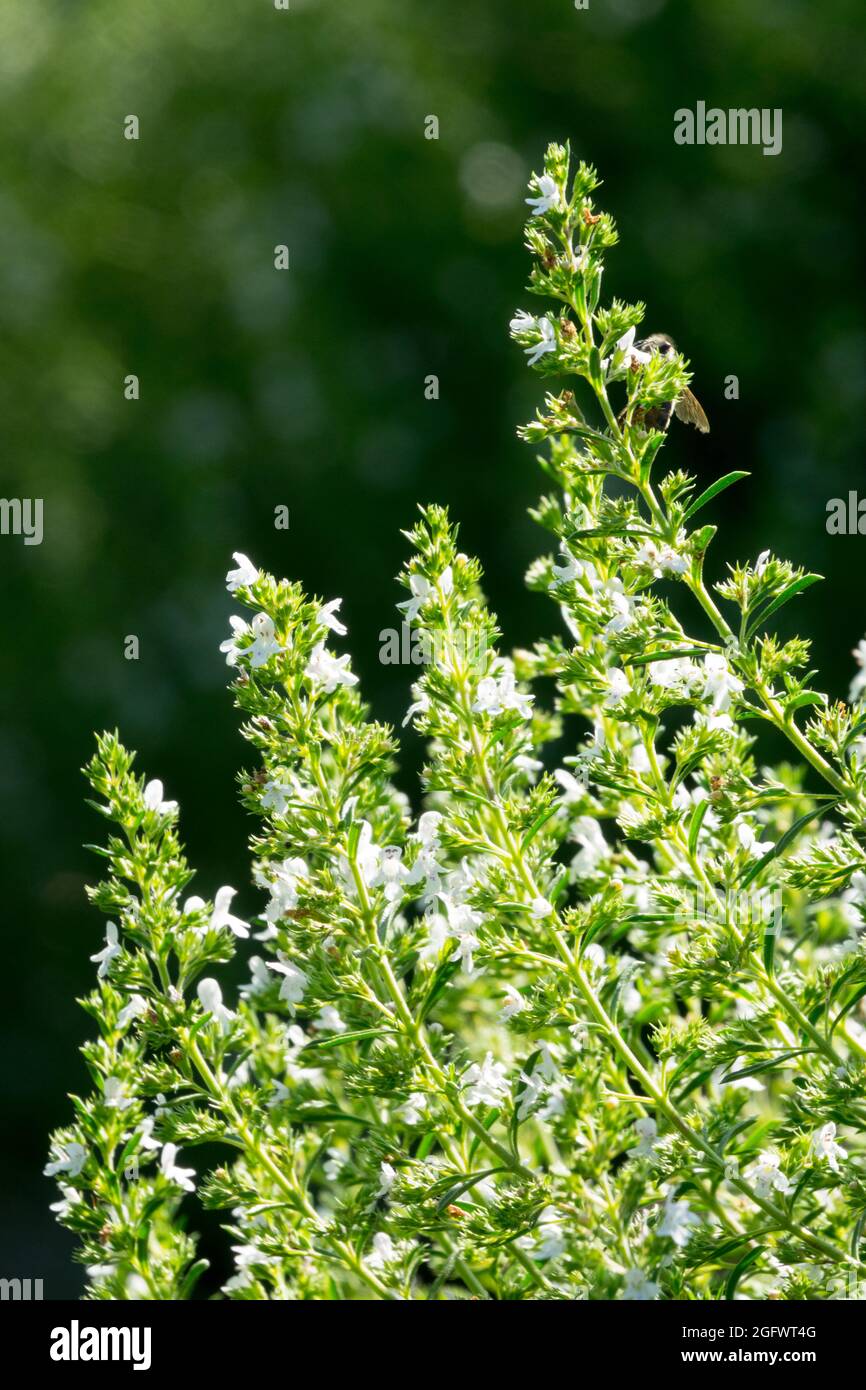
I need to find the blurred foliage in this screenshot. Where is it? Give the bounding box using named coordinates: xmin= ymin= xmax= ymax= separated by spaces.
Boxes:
xmin=0 ymin=0 xmax=864 ymax=1294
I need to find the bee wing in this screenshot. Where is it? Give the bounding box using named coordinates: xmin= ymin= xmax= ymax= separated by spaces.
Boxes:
xmin=675 ymin=387 xmax=710 ymax=433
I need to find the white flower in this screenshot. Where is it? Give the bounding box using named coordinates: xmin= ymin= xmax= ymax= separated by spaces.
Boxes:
xmin=735 ymin=819 xmax=773 ymax=858
xmin=136 ymin=1117 xmax=161 ymax=1152
xmin=240 ymin=956 xmax=273 ymax=999
xmin=501 ymin=985 xmax=526 ymax=1020
xmin=463 ymin=1052 xmax=510 ymax=1109
xmin=398 ymin=567 xmax=453 ymax=623
xmin=602 ymin=326 xmax=652 ymax=375
xmin=604 ymin=667 xmax=630 ymax=707
xmin=305 ymin=642 xmax=358 ymax=693
xmin=525 ymin=316 xmax=557 ymax=365
xmin=312 ymin=1005 xmax=346 ymax=1034
xmin=143 ymin=778 xmax=178 ymax=815
xmin=749 ymin=1150 xmax=791 ymax=1199
xmin=225 ymin=1244 xmax=267 ymax=1291
xmin=634 ymin=539 xmax=688 ymax=577
xmin=648 ymin=656 xmax=700 ymax=691
xmin=103 ymin=1076 xmax=132 ymax=1110
xmin=44 ymin=1141 xmax=87 ymax=1178
xmin=629 ymin=1117 xmax=659 ymax=1158
xmin=117 ymin=993 xmax=148 ymax=1029
xmin=160 ymin=1143 xmax=196 ymax=1193
xmin=397 ymin=1093 xmax=427 ymax=1125
xmin=473 ymin=671 xmax=533 ymax=719
xmin=622 ymin=1267 xmax=659 ymax=1301
xmin=377 ymin=1161 xmax=397 ymax=1198
xmin=260 ymin=779 xmax=293 ymax=815
xmin=408 ymin=811 xmax=444 ymax=895
xmin=402 ymin=685 xmax=430 ymax=727
xmin=414 ymin=806 xmax=439 ymax=845
xmin=517 ymin=1044 xmax=561 ymax=1120
xmin=419 ymin=911 xmax=450 ymax=964
xmin=702 ymin=652 xmax=744 ymax=715
xmin=658 ymin=1191 xmax=697 ymax=1247
xmin=323 ymin=1148 xmax=346 ymax=1181
xmin=197 ymin=978 xmax=236 ymax=1034
xmin=812 ymin=1121 xmax=847 ymax=1174
xmin=226 ymin=552 xmax=258 ymax=593
xmin=247 ymin=612 xmax=284 ymax=668
xmin=219 ymin=614 xmax=249 ymax=667
xmin=49 ymin=1186 xmax=79 ymax=1219
xmin=554 ymin=768 xmax=587 ymax=803
xmin=531 ymin=896 xmax=553 ymax=919
xmin=514 ymin=757 xmax=543 ymax=787
xmin=316 ymin=598 xmax=347 ymax=635
xmin=570 ymin=816 xmax=608 ymax=876
xmin=267 ymin=953 xmax=308 ymax=1013
xmin=509 ymin=308 xmax=536 ymax=336
xmin=755 ymin=549 xmax=771 ymax=576
xmin=90 ymin=922 xmax=121 ymax=979
xmin=445 ymin=900 xmax=483 ymax=975
xmin=368 ymin=1232 xmax=397 ymax=1267
xmin=210 ymin=885 xmax=250 ymax=938
xmin=550 ymin=543 xmax=584 ymax=586
xmin=261 ymin=856 xmax=309 ymax=925
xmin=527 ymin=1207 xmax=566 ymax=1262
xmin=372 ymin=845 xmax=411 ymax=903
xmin=525 ymin=173 xmax=562 ymax=216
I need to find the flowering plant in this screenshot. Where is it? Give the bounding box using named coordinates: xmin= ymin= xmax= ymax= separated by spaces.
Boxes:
xmin=48 ymin=144 xmax=866 ymax=1301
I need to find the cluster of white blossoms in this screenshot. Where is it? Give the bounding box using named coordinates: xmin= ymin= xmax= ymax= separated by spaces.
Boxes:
xmin=472 ymin=661 xmax=534 ymax=719
xmin=509 ymin=309 xmax=557 ymax=366
xmin=50 ymin=149 xmax=866 ymax=1304
xmin=221 ymin=552 xmax=359 ymax=696
xmin=602 ymin=650 xmax=744 ymax=730
xmin=633 ymin=535 xmax=689 ymax=578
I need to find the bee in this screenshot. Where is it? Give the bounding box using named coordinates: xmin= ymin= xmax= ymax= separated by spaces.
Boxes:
xmin=623 ymin=332 xmax=710 ymax=434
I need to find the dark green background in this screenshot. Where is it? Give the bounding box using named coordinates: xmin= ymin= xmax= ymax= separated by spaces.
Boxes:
xmin=2 ymin=0 xmax=864 ymax=1296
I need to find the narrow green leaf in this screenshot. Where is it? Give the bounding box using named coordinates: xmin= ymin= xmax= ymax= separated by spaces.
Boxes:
xmin=178 ymin=1258 xmax=209 ymax=1300
xmin=522 ymin=804 xmax=561 ymax=849
xmin=688 ymin=798 xmax=709 ymax=858
xmin=745 ymin=574 xmax=822 ymax=642
xmin=682 ymin=471 xmax=750 ymax=522
xmin=302 ymin=1027 xmax=399 ymax=1051
xmin=721 ymin=1050 xmax=809 ymax=1082
xmin=725 ymin=1245 xmax=765 ymax=1300
xmin=829 ymin=982 xmax=866 ymax=1037
xmin=762 ymin=911 xmax=778 ymax=976
xmin=739 ymin=802 xmax=835 ymax=889
xmin=785 ymin=690 xmax=827 ymax=713
xmin=435 ymin=1168 xmax=504 ymax=1215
